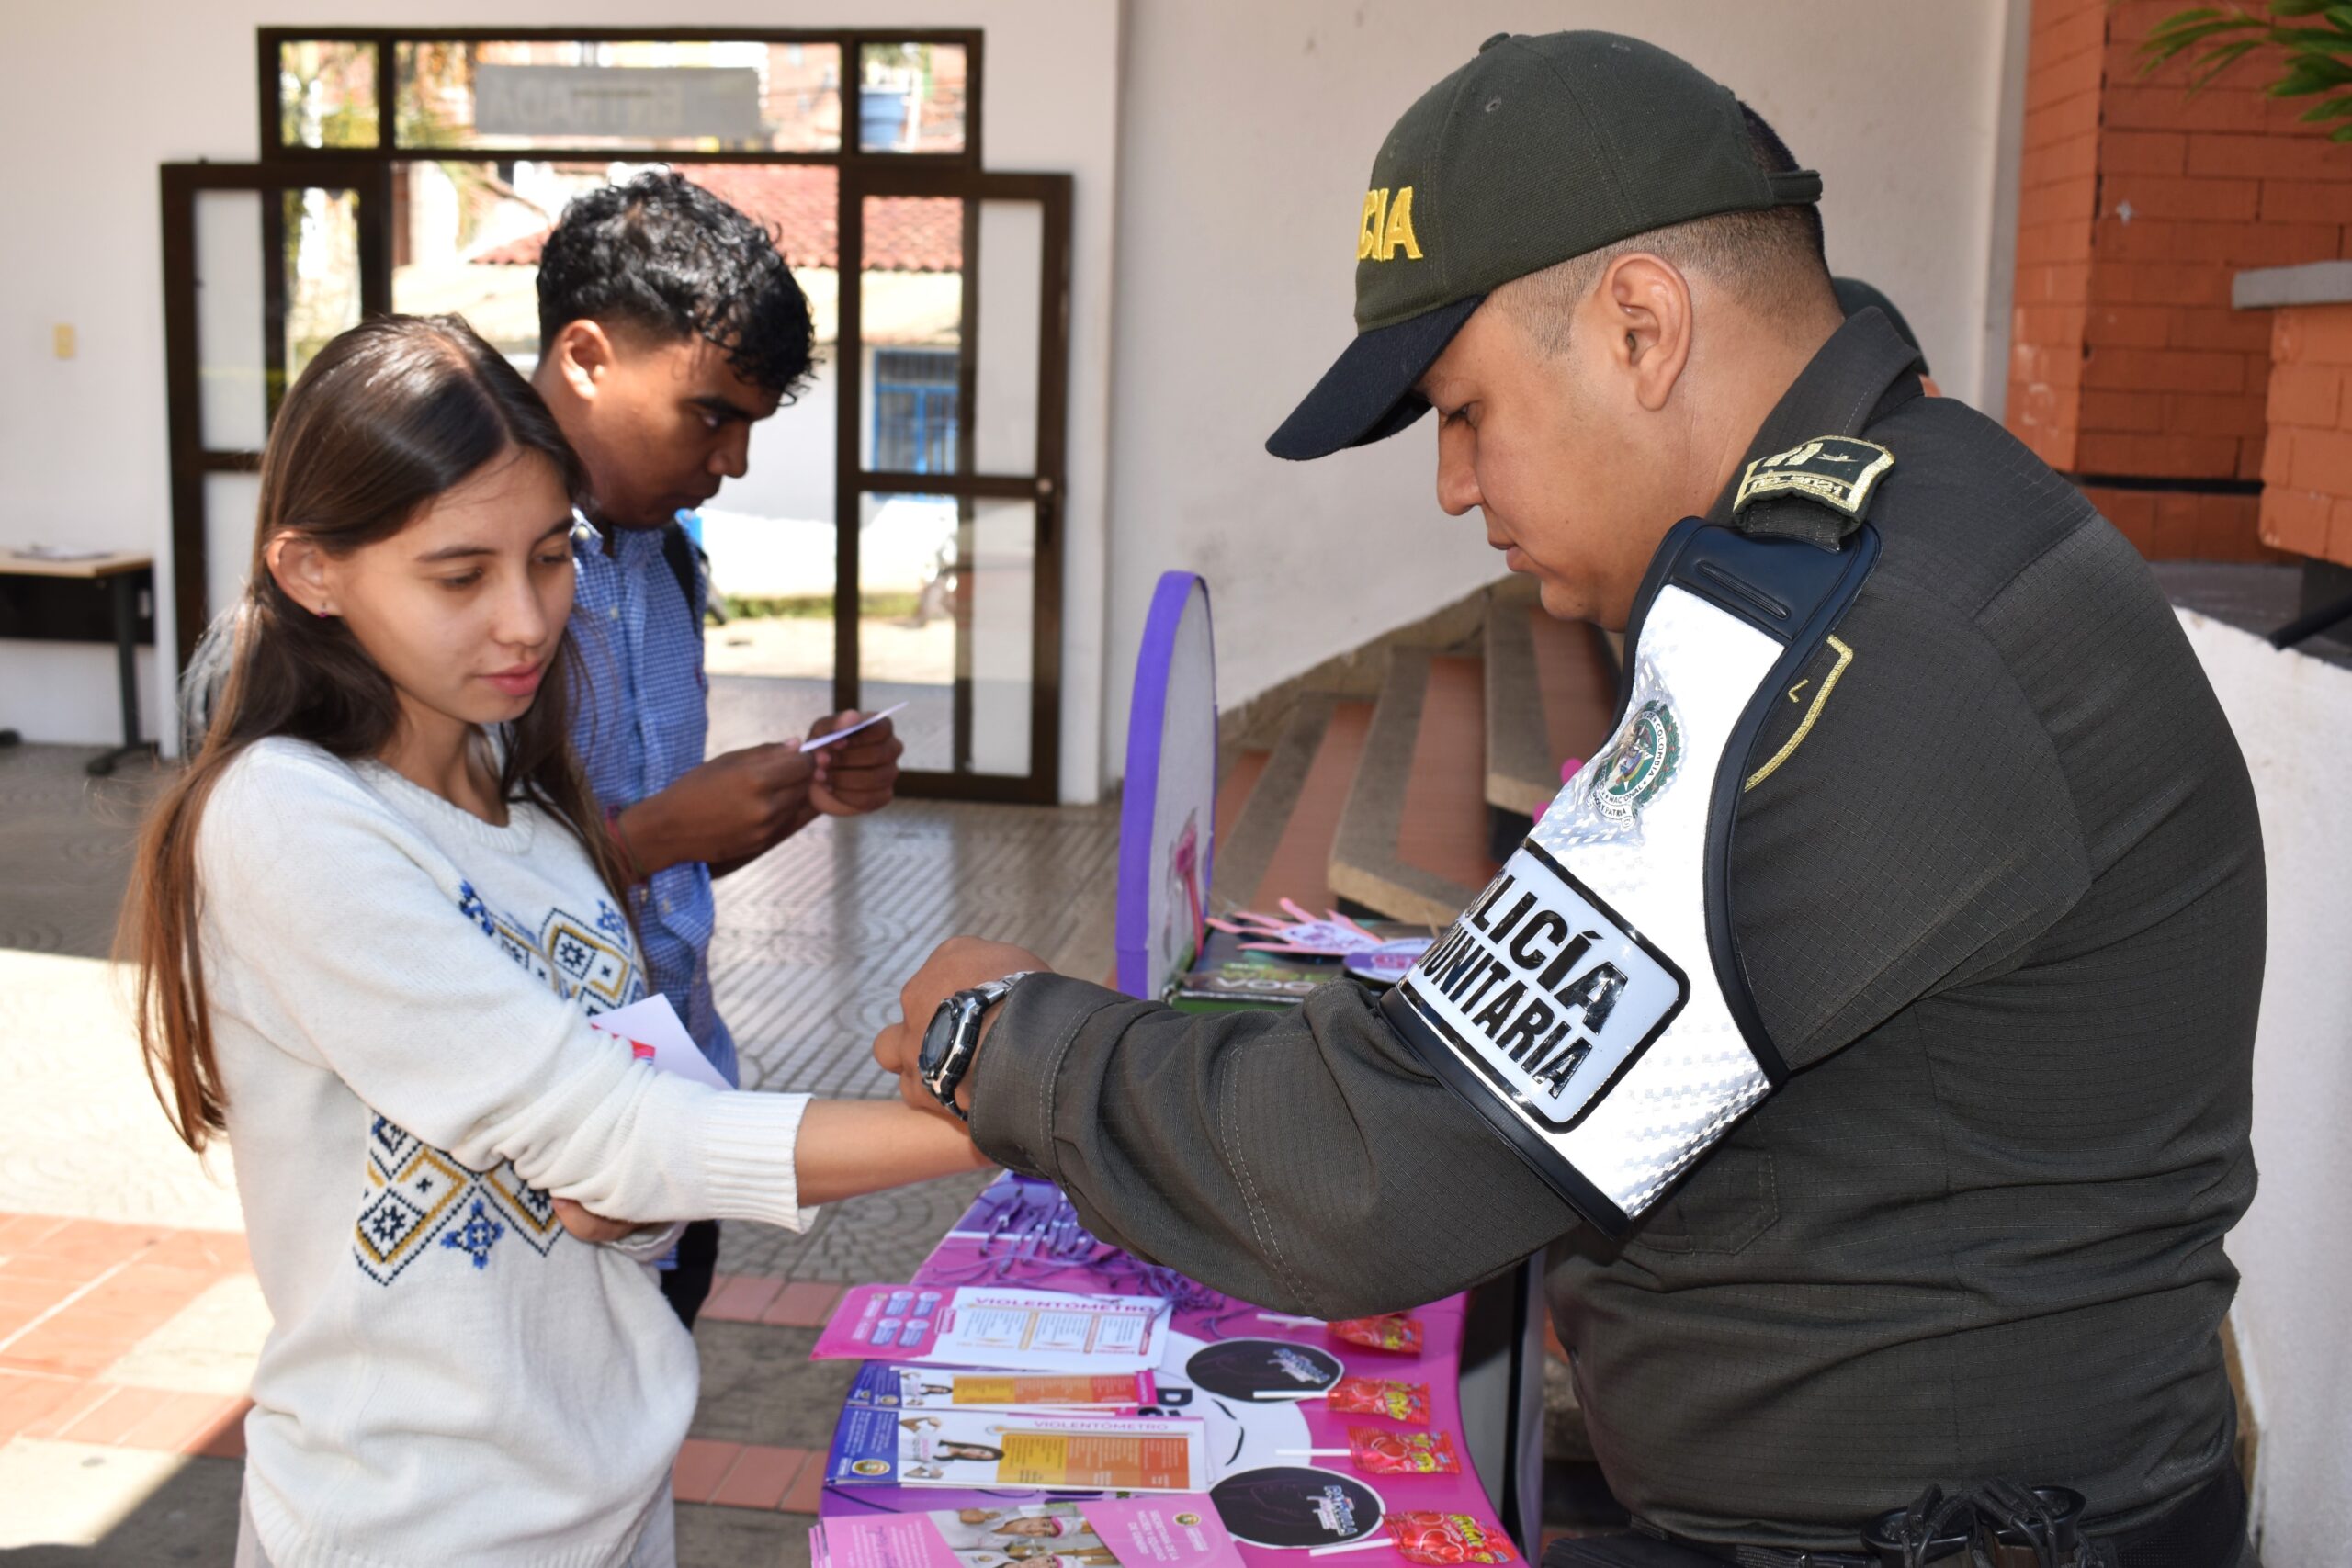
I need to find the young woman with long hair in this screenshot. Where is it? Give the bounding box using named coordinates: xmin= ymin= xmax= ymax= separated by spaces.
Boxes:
xmin=120 ymin=314 xmax=989 ymax=1567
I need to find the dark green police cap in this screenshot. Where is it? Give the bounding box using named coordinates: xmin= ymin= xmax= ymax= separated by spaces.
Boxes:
xmin=1267 ymin=30 xmax=1822 ymax=461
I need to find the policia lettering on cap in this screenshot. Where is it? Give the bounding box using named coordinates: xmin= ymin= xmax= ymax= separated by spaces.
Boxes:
xmin=882 ymin=29 xmax=2264 ymax=1568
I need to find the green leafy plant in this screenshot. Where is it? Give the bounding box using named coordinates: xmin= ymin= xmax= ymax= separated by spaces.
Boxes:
xmin=2139 ymin=2 xmax=2352 ymax=139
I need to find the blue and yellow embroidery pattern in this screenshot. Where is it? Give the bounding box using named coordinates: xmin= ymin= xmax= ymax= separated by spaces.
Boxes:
xmin=352 ymin=886 xmax=644 ymax=1284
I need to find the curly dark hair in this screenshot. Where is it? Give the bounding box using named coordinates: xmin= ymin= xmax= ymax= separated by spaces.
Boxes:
xmin=537 ymin=169 xmax=816 ymax=400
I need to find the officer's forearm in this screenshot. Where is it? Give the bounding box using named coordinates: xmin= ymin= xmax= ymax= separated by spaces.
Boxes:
xmin=968 ymin=975 xmax=1577 ymax=1317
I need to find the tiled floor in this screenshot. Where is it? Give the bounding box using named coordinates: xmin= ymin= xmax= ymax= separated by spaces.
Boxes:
xmin=0 ymin=1214 xmax=253 ymax=1461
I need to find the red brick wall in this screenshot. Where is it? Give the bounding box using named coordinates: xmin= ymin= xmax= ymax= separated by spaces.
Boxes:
xmin=2006 ymin=0 xmax=2352 ymax=559
xmin=2010 ymin=0 xmax=2104 ymax=472
xmin=2258 ymin=303 xmax=2352 ymax=566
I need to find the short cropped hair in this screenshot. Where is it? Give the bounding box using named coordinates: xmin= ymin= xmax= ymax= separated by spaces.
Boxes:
xmin=1493 ymin=104 xmax=1836 ymax=355
xmin=537 ymin=170 xmax=816 ymax=400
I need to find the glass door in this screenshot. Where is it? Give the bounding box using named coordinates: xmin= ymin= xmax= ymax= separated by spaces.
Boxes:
xmin=838 ymin=166 xmax=1069 ymax=803
xmin=161 ymin=162 xmax=391 ymax=665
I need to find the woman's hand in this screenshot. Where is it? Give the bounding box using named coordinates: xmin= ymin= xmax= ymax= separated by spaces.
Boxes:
xmin=552 ymin=1196 xmax=642 ymax=1245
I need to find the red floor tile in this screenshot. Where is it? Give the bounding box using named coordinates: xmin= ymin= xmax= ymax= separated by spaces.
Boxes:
xmin=0 ymin=1369 xmax=89 ymax=1440
xmin=6 ymin=1220 xmax=165 ymax=1281
xmin=188 ymin=1397 xmax=254 ymax=1458
xmin=0 ymin=1273 xmax=79 ymax=1314
xmin=781 ymin=1451 xmax=828 ymax=1515
xmin=119 ymin=1390 xmax=245 ymax=1452
xmin=0 ymin=1214 xmax=75 ymax=1252
xmin=14 ymin=1378 xmax=113 ymax=1440
xmin=51 ymin=1384 xmax=175 ymax=1445
xmin=711 ymin=1443 xmax=808 ymax=1510
xmin=0 ymin=1321 xmax=146 ymax=1379
xmin=143 ymin=1229 xmax=250 ymax=1278
xmin=700 ymin=1274 xmax=785 ymax=1324
xmin=759 ymin=1282 xmax=843 ymax=1328
xmin=0 ymin=1278 xmax=80 ymax=1341
xmin=673 ymin=1438 xmax=743 ymax=1506
xmin=71 ymin=1261 xmax=217 ymax=1332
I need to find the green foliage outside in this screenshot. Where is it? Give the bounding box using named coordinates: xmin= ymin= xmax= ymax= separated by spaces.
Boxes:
xmin=2141 ymin=2 xmax=2352 ymax=138
xmin=718 ymin=592 xmax=925 ymax=622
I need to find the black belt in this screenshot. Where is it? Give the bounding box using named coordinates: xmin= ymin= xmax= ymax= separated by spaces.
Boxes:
xmin=1646 ymin=1468 xmax=2245 ymax=1568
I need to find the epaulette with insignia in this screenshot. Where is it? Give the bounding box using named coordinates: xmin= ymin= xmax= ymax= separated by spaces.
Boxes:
xmin=1731 ymin=436 xmax=1894 ymax=548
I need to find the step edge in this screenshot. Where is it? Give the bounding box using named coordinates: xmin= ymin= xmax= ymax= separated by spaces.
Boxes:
xmin=1213 ymin=694 xmax=1336 ymax=914
xmin=1330 ymin=649 xmax=1487 ymax=925
xmin=1483 ymin=599 xmax=1555 ymax=812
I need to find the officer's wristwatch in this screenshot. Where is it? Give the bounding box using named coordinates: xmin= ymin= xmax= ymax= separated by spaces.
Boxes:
xmin=917 ymin=973 xmax=1033 ymax=1122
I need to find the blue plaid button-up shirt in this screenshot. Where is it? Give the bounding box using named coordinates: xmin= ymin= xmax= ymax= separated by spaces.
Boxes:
xmin=568 ymin=517 xmax=740 ymax=1088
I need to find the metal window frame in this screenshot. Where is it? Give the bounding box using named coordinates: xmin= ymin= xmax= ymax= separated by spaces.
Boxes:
xmin=256 ymin=28 xmax=983 ymax=167
xmin=203 ymin=27 xmax=1066 ymax=803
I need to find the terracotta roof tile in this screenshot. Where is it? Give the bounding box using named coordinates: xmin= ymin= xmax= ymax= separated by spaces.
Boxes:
xmin=477 ymin=165 xmax=958 ymax=273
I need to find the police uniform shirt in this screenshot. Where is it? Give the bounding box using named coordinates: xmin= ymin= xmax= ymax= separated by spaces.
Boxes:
xmin=969 ymin=310 xmax=2265 ymax=1551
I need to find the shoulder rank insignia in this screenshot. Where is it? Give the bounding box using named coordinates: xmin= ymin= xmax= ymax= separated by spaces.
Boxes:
xmin=1733 ymin=436 xmax=1894 ymax=521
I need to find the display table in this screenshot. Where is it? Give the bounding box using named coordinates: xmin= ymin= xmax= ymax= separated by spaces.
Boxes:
xmin=817 ymin=1173 xmax=1521 ymax=1565
xmin=814 ymin=569 xmax=1543 ymax=1564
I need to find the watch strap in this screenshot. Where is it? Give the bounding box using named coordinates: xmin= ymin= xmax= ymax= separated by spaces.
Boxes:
xmin=925 ymin=972 xmax=1035 ymax=1119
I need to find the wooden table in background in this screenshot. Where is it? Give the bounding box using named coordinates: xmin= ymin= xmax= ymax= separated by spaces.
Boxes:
xmin=0 ymin=551 xmax=157 ymax=775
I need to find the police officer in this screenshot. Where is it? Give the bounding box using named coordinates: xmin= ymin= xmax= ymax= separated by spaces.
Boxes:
xmin=872 ymin=32 xmax=2263 ymax=1568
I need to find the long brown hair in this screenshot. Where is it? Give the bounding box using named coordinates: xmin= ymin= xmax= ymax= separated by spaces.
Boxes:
xmin=121 ymin=313 xmax=633 ymax=1152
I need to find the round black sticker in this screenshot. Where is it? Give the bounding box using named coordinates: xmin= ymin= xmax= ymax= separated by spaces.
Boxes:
xmin=1184 ymin=1338 xmax=1343 ymax=1402
xmin=1210 ymin=1466 xmax=1385 ymax=1549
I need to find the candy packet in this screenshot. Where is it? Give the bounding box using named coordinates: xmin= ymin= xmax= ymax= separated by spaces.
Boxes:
xmin=1324 ymin=1376 xmax=1431 ymax=1423
xmin=1345 ymin=1426 xmax=1459 ymax=1475
xmin=1329 ymin=1314 xmax=1424 ymax=1355
xmin=1385 ymin=1512 xmax=1516 ymax=1564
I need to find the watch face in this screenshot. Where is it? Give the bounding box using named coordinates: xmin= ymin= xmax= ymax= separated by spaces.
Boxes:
xmin=918 ymin=1000 xmax=963 ymax=1078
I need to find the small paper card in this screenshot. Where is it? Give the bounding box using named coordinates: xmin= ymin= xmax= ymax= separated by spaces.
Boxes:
xmin=813 ymin=1285 xmax=1171 ymax=1374
xmin=817 ymin=1497 xmax=1246 ymax=1568
xmin=843 ymin=1362 xmax=1158 ymax=1411
xmin=824 ymin=1406 xmax=1208 ymax=1492
xmin=799 ymin=701 xmax=910 ymax=753
xmin=588 ymin=994 xmax=730 ymax=1092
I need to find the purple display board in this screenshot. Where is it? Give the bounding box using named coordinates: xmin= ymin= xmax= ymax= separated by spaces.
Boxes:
xmin=1116 ymin=573 xmax=1218 ymax=1000
xmin=819 ymin=1175 xmax=1510 ymax=1568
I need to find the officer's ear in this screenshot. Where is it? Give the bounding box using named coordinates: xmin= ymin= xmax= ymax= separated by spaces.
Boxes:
xmin=1597 ymin=253 xmax=1693 ymax=414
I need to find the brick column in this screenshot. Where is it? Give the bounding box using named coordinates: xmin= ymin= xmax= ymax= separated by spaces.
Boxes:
xmin=2256 ymin=300 xmax=2352 ymax=563
xmin=2006 ymin=0 xmax=2352 ymax=559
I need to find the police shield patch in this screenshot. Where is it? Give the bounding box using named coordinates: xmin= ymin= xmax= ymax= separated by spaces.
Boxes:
xmin=1396 ymin=845 xmax=1689 ymax=1132
xmin=1732 ymin=436 xmax=1894 ymax=520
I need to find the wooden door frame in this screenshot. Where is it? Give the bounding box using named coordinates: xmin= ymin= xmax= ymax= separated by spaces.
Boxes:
xmin=160 ymin=160 xmax=392 ymax=667
xmin=837 ymin=165 xmax=1072 ymax=804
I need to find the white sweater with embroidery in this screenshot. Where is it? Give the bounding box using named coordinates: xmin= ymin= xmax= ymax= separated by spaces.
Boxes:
xmin=198 ymin=738 xmax=812 ymax=1568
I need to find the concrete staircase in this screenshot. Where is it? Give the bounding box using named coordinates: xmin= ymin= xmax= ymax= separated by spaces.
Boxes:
xmin=1213 ymin=581 xmax=1620 ymax=923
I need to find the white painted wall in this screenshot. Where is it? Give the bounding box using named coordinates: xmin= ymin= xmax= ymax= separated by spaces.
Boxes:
xmin=1100 ymin=0 xmax=2023 ymax=778
xmin=0 ymin=0 xmax=1121 ymax=804
xmin=2176 ymin=611 xmax=2352 ymax=1565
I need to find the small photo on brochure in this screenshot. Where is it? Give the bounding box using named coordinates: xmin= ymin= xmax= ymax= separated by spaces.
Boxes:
xmin=824 ymin=1406 xmax=1210 ymax=1492
xmin=842 ymin=1362 xmax=1158 ymax=1411
xmin=930 ymin=1500 xmax=1120 ymax=1568
xmin=817 ymin=1498 xmax=1247 ymax=1568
